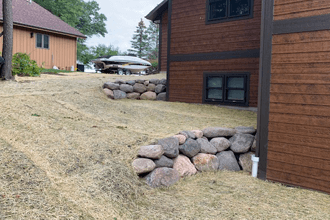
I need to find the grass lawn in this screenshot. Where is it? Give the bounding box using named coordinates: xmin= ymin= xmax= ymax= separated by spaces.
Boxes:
xmin=0 ymin=72 xmax=328 ymax=219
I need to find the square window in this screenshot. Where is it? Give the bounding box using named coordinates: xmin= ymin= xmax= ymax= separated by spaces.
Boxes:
xmin=36 ymin=33 xmax=42 ymax=48
xmin=209 ymin=0 xmax=227 ymax=20
xmin=207 ymin=0 xmax=253 ymax=23
xmin=204 ymin=72 xmax=249 ymax=106
xmin=43 ymin=35 xmax=49 ymax=49
xmin=229 ymin=0 xmax=250 ymax=17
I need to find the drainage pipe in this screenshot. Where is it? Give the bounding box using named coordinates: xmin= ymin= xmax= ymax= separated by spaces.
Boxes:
xmin=251 ymin=154 xmax=259 ymax=178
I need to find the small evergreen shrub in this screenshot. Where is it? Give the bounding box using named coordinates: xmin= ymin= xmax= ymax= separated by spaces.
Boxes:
xmin=12 ymin=53 xmax=43 ymax=76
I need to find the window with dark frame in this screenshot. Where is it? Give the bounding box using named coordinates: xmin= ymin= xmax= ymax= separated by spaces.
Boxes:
xmin=204 ymin=72 xmax=249 ymax=106
xmin=36 ymin=33 xmax=49 ymax=49
xmin=207 ymin=0 xmax=252 ymax=22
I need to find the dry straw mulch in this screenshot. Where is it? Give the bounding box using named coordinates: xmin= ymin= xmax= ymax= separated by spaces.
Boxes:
xmin=0 ymin=72 xmax=329 ymax=219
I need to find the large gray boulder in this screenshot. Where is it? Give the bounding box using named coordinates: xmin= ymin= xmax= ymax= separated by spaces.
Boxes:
xmin=229 ymin=133 xmax=254 ymax=153
xmin=149 ymin=79 xmax=159 ymax=84
xmin=147 ymin=83 xmax=156 ymax=91
xmin=103 ymin=88 xmax=114 ymax=99
xmin=235 ymin=126 xmax=256 ymax=134
xmin=132 ymin=158 xmax=156 ymax=174
xmin=159 ymin=78 xmax=167 ymax=85
xmin=140 ymin=91 xmax=157 ymax=100
xmin=197 ymin=138 xmax=217 ymax=154
xmin=126 ymin=80 xmax=136 ymax=85
xmin=202 ymin=127 xmax=236 ymax=138
xmin=146 ymin=167 xmax=180 ymax=188
xmin=179 ymin=138 xmax=201 ymax=158
xmin=113 ymin=90 xmax=127 ymax=99
xmin=157 ymin=137 xmax=179 ymax=158
xmin=127 ymin=92 xmax=140 ymax=99
xmin=138 ymin=145 xmax=164 ymax=159
xmin=103 ymin=82 xmax=120 ymax=90
xmin=239 ymin=152 xmax=254 ymax=172
xmin=119 ymin=84 xmax=134 ymax=93
xmin=136 ymin=79 xmax=145 ymax=84
xmin=155 ymin=84 xmax=166 ymax=93
xmin=133 ymin=83 xmax=147 ymax=93
xmin=210 ymin=137 xmax=231 ymax=152
xmin=251 ymin=136 xmax=257 ymax=152
xmin=154 ymin=155 xmax=174 ymax=168
xmin=156 ymin=92 xmax=166 ymax=101
xmin=173 ymin=155 xmax=197 ymax=177
xmin=216 ymin=151 xmax=241 ymax=171
xmin=144 ymin=80 xmax=149 ymax=86
xmin=192 ymin=153 xmax=219 ymax=171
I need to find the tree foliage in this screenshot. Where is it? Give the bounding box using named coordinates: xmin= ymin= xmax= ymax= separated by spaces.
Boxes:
xmin=79 ymin=44 xmax=121 ymax=68
xmin=128 ymin=19 xmax=149 ymax=58
xmin=34 ymin=0 xmax=107 ymax=63
xmin=145 ymin=21 xmax=159 ymax=60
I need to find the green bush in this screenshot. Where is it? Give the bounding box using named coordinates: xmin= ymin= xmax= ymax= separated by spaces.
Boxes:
xmin=151 ymin=61 xmax=158 ymax=69
xmin=12 ymin=53 xmax=43 ymax=76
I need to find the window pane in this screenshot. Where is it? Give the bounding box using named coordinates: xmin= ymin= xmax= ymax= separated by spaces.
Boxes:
xmin=43 ymin=35 xmax=49 ymax=49
xmin=208 ymin=77 xmax=222 ymax=88
xmin=229 ymin=0 xmax=250 ymax=17
xmin=209 ymin=0 xmax=227 ymax=20
xmin=227 ymin=77 xmax=244 ymax=88
xmin=208 ymin=89 xmax=223 ymax=99
xmin=36 ymin=34 xmax=42 ymax=48
xmin=227 ymin=90 xmax=245 ymax=100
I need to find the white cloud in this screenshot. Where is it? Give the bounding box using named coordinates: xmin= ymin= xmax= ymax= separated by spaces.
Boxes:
xmin=86 ymin=0 xmax=162 ymax=53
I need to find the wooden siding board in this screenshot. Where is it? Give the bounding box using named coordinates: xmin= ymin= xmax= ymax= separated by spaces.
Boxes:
xmin=274 ymin=0 xmax=330 ymax=20
xmin=269 ymin=122 xmax=330 ymax=138
xmin=269 ymin=103 xmax=330 ymax=117
xmin=269 ymin=112 xmax=330 ymax=127
xmin=170 ymin=0 xmax=262 ymax=55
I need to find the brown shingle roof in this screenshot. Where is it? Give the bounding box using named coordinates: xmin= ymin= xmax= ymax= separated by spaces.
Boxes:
xmin=0 ymin=0 xmax=86 ymax=38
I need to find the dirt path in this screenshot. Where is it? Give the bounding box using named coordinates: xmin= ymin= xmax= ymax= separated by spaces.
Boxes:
xmin=0 ymin=72 xmax=328 ymax=220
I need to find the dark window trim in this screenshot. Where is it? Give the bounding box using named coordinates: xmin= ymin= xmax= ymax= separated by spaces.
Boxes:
xmin=205 ymin=0 xmax=254 ymax=25
xmin=203 ymin=72 xmax=250 ymax=106
xmin=36 ymin=33 xmax=50 ymax=49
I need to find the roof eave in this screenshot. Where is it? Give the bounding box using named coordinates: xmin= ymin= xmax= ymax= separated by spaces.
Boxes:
xmin=145 ymin=0 xmax=168 ymax=22
xmin=0 ymin=20 xmax=87 ymax=39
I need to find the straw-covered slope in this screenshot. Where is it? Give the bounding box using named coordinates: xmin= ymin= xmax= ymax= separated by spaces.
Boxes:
xmin=0 ymin=72 xmax=328 ymax=219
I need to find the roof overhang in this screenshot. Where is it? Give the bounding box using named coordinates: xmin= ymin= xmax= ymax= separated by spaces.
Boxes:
xmin=145 ymin=0 xmax=168 ymax=22
xmin=0 ymin=21 xmax=87 ymax=39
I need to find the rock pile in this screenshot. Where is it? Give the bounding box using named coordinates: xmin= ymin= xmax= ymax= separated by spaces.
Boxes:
xmin=132 ymin=126 xmax=257 ymax=188
xmin=103 ymin=79 xmax=167 ymax=101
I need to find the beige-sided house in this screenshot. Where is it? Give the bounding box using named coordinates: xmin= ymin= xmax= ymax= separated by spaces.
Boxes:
xmin=0 ymin=0 xmax=86 ymax=70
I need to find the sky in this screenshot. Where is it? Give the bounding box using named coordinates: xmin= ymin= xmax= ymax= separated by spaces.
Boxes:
xmin=86 ymin=0 xmax=162 ymax=53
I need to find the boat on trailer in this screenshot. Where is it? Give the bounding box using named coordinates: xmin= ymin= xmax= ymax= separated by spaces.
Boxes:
xmin=91 ymin=55 xmax=152 ymax=75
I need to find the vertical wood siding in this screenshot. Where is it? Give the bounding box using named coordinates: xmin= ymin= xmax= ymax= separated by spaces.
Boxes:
xmin=170 ymin=0 xmax=262 ymax=54
xmin=161 ymin=11 xmax=168 ymax=72
xmin=169 ymin=58 xmax=259 ymax=107
xmin=0 ymin=25 xmax=77 ymax=70
xmin=267 ymin=25 xmax=330 ymax=192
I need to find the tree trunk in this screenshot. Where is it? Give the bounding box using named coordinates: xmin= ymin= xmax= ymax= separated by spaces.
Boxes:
xmin=1 ymin=0 xmax=13 ymax=80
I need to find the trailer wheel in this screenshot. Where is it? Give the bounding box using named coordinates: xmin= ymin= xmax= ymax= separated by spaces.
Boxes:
xmin=125 ymin=70 xmax=131 ymax=75
xmin=118 ymin=69 xmax=124 ymax=75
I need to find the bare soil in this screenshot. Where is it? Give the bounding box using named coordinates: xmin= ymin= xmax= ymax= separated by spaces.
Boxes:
xmin=0 ymin=72 xmax=328 ymax=219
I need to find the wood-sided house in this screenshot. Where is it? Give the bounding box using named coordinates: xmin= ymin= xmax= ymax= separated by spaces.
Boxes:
xmin=147 ymin=0 xmax=330 ymax=194
xmin=146 ymin=0 xmax=262 ymax=107
xmin=0 ymin=0 xmax=86 ymax=70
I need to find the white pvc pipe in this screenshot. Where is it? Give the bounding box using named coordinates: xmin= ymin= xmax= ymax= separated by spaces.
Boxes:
xmin=251 ymin=154 xmax=259 ymax=178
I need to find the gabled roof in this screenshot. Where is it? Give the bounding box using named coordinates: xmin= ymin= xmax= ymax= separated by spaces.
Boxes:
xmin=0 ymin=0 xmax=86 ymax=39
xmin=145 ymin=0 xmax=168 ymax=22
